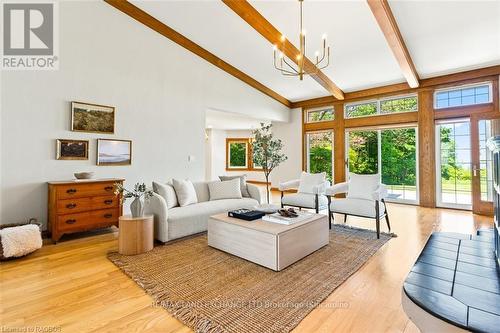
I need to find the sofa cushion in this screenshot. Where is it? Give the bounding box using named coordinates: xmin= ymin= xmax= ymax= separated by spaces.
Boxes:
xmin=347 ymin=173 xmax=380 ymax=200
xmin=172 ymin=179 xmax=198 ymax=207
xmin=282 ymin=193 xmax=328 ymax=209
xmin=298 ymin=172 xmax=326 ymax=194
xmin=192 ymin=181 xmax=210 ymax=202
xmin=167 ymin=198 xmax=258 ymax=240
xmin=208 ymin=179 xmax=242 ymax=200
xmin=152 ymin=181 xmax=178 ymax=209
xmin=219 ymin=175 xmax=250 ymax=197
xmin=330 ymin=198 xmax=385 ymax=218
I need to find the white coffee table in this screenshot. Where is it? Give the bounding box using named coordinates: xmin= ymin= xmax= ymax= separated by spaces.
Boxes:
xmin=208 ymin=213 xmax=329 ymax=271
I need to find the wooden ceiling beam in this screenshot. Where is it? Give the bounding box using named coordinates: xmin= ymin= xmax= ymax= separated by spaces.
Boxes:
xmin=104 ymin=0 xmax=292 ymax=108
xmin=367 ymin=0 xmax=420 ymax=88
xmin=222 ymin=0 xmax=345 ymax=100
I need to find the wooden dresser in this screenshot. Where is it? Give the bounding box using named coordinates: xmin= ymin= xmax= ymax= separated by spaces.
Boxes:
xmin=48 ymin=178 xmax=124 ymax=242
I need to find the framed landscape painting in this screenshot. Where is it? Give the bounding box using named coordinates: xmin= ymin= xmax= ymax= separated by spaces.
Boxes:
xmin=97 ymin=139 xmax=132 ymax=166
xmin=71 ymin=101 xmax=115 ymax=134
xmin=56 ymin=139 xmax=89 ymax=160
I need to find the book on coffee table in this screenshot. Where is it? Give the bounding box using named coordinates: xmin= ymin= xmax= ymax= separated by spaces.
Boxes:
xmin=228 ymin=209 xmax=265 ymax=221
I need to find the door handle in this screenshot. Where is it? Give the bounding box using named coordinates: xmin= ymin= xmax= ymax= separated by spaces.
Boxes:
xmin=473 ymin=165 xmax=479 ymax=177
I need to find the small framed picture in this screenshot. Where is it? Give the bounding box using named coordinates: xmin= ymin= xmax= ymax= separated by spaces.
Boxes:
xmin=97 ymin=139 xmax=132 ymax=166
xmin=56 ymin=139 xmax=89 ymax=160
xmin=71 ymin=101 xmax=115 ymax=134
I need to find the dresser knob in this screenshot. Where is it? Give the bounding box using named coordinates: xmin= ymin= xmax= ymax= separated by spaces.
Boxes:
xmin=104 ymin=213 xmax=113 ymax=218
xmin=65 ymin=219 xmax=76 ymax=224
xmin=104 ymin=199 xmax=113 ymax=205
xmin=104 ymin=186 xmax=113 ymax=191
xmin=66 ymin=203 xmax=77 ymax=209
xmin=66 ymin=188 xmax=77 ymax=194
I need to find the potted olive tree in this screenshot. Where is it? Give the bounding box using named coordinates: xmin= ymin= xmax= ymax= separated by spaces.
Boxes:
xmin=252 ymin=123 xmax=287 ymax=209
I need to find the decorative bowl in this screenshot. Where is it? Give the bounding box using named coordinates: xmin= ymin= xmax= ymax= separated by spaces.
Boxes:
xmin=74 ymin=172 xmax=94 ymax=180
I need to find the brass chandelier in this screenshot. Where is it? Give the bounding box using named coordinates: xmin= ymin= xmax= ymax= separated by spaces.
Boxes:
xmin=273 ymin=0 xmax=330 ymax=80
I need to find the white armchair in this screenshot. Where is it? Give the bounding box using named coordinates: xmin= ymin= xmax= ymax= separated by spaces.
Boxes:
xmin=279 ymin=172 xmax=330 ymax=214
xmin=326 ymin=173 xmax=390 ymax=239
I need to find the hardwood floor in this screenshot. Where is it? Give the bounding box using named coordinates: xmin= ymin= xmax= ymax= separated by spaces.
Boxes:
xmin=0 ymin=194 xmax=493 ymax=333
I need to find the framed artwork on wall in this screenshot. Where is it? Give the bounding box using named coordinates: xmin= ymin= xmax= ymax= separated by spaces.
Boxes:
xmin=71 ymin=101 xmax=115 ymax=134
xmin=56 ymin=139 xmax=89 ymax=160
xmin=97 ymin=139 xmax=132 ymax=166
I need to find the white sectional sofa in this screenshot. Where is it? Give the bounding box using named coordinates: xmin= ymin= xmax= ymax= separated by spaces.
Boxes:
xmin=145 ymin=181 xmax=262 ymax=243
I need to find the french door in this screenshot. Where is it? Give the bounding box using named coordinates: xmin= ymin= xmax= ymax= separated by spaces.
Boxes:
xmin=435 ymin=116 xmax=499 ymax=214
xmin=471 ymin=115 xmax=499 ymax=215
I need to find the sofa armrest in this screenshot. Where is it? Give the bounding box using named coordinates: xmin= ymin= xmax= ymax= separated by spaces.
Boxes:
xmin=144 ymin=192 xmax=169 ymax=242
xmin=326 ymin=182 xmax=349 ymax=196
xmin=312 ymin=180 xmax=330 ymax=195
xmin=247 ymin=183 xmax=263 ymax=204
xmin=372 ymin=184 xmax=389 ymax=201
xmin=279 ymin=179 xmax=300 ymax=191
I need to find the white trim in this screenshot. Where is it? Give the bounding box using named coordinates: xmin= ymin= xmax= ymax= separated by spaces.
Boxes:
xmin=433 ymin=81 xmax=493 ymax=110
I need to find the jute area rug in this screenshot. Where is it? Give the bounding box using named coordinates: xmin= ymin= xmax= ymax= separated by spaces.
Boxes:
xmin=108 ymin=225 xmax=391 ymax=333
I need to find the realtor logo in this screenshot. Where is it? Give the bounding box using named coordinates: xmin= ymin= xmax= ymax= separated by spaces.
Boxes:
xmin=2 ymin=2 xmax=59 ymax=70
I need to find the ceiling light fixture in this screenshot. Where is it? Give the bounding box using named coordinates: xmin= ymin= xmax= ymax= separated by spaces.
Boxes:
xmin=273 ymin=0 xmax=330 ymax=80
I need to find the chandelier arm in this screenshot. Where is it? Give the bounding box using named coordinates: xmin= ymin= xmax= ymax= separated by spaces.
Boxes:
xmin=278 ymin=68 xmax=300 ymax=75
xmin=282 ymin=58 xmax=299 ymax=73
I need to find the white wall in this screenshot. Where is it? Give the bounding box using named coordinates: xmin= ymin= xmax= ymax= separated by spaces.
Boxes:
xmin=0 ymin=1 xmax=290 ymax=228
xmin=270 ymin=108 xmax=303 ymax=186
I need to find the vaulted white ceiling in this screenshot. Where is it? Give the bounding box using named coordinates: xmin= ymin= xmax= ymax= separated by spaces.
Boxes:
xmin=131 ymin=0 xmax=500 ymax=102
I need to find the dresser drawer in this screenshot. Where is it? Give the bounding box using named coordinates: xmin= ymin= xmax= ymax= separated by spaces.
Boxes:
xmin=56 ymin=182 xmax=115 ymax=199
xmin=57 ymin=208 xmax=119 ymax=231
xmin=57 ymin=195 xmax=119 ymax=214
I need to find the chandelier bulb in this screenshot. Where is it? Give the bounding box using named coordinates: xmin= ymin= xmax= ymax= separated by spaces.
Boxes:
xmin=322 ymin=33 xmax=327 ymax=40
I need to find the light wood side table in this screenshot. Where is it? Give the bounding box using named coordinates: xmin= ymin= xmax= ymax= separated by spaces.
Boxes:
xmin=118 ymin=215 xmax=154 ymax=255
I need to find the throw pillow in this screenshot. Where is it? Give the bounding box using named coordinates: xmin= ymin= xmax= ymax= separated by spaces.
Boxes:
xmin=219 ymin=175 xmax=250 ymax=197
xmin=208 ymin=179 xmax=242 ymax=200
xmin=172 ymin=179 xmax=198 ymax=207
xmin=298 ymin=171 xmax=326 ymax=194
xmin=347 ymin=173 xmax=380 ymax=200
xmin=152 ymin=181 xmax=178 ymax=209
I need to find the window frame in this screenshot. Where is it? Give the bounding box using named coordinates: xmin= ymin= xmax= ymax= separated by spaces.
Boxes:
xmin=433 ymin=82 xmax=493 ymax=110
xmin=304 ymin=106 xmax=335 ymax=123
xmin=344 ymin=93 xmax=418 ymax=119
xmin=225 ymin=138 xmax=261 ymax=171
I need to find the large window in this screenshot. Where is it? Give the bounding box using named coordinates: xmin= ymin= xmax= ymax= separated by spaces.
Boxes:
xmin=305 ymin=107 xmax=334 ymax=123
xmin=434 ymin=83 xmax=492 ymax=109
xmin=345 ymin=95 xmax=417 ymax=119
xmin=347 ymin=127 xmax=418 ymax=203
xmin=306 ymin=131 xmax=333 ymax=182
